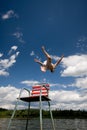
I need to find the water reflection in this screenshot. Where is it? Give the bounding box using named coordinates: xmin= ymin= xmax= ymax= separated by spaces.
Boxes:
xmin=0 ymin=118 xmax=87 ymax=130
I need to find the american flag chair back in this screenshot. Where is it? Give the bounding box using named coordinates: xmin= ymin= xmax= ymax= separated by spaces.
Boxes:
xmin=31 ymin=83 xmax=50 ymax=98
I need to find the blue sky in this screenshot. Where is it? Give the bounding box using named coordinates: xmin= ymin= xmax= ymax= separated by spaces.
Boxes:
xmin=0 ymin=0 xmax=87 ymax=110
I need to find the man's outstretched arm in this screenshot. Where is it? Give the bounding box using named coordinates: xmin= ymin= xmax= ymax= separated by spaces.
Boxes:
xmin=54 ymin=55 xmax=64 ymax=68
xmin=34 ymin=59 xmax=43 ymax=66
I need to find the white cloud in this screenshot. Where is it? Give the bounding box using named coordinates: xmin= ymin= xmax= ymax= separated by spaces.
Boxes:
xmin=21 ymin=80 xmax=40 ymax=86
xmin=0 ymin=47 xmax=19 ymax=76
xmin=0 ymin=53 xmax=3 ymax=57
xmin=12 ymin=31 xmax=25 ymax=43
xmin=78 ymin=36 xmax=87 ymax=42
xmin=30 ymin=51 xmax=35 ymax=56
xmin=8 ymin=46 xmax=18 ymax=55
xmin=74 ymin=77 xmax=87 ymax=88
xmin=61 ymin=54 xmax=87 ymax=77
xmin=11 ymin=46 xmax=18 ymax=51
xmin=13 ymin=32 xmax=23 ymax=38
xmin=50 ymin=90 xmax=80 ymax=103
xmin=49 ymin=90 xmax=87 ymax=110
xmin=0 ymin=52 xmax=19 ymax=69
xmin=76 ymin=36 xmax=87 ymax=52
xmin=1 ymin=10 xmax=18 ymax=20
xmin=0 ymin=85 xmax=20 ymax=109
xmin=50 ymin=83 xmax=67 ymax=88
xmin=0 ymin=69 xmax=9 ymax=76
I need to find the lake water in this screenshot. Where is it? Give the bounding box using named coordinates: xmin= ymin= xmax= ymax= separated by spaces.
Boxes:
xmin=0 ymin=118 xmax=87 ymax=130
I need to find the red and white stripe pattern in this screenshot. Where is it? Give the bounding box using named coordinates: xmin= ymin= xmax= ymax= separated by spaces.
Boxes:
xmin=31 ymin=84 xmax=50 ymax=96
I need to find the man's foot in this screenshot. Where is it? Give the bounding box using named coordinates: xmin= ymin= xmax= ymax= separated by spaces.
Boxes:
xmin=42 ymin=46 xmax=45 ymax=51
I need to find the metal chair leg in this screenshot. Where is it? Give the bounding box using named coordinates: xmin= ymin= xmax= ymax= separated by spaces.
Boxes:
xmin=7 ymin=88 xmax=30 ymax=130
xmin=39 ymin=86 xmax=43 ymax=130
xmin=7 ymin=98 xmax=19 ymax=130
xmin=25 ymin=102 xmax=30 ymax=130
xmin=48 ymin=101 xmax=55 ymax=130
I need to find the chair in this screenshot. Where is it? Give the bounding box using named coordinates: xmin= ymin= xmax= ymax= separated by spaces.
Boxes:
xmin=20 ymin=83 xmax=50 ymax=102
xmin=7 ymin=83 xmax=55 ymax=130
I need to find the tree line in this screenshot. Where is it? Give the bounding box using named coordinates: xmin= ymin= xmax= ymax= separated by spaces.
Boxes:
xmin=0 ymin=108 xmax=87 ymax=119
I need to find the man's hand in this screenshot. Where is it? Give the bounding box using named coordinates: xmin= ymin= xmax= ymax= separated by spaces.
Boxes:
xmin=34 ymin=58 xmax=39 ymax=62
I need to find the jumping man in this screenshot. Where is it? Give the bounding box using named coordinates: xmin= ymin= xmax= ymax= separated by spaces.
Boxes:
xmin=34 ymin=46 xmax=64 ymax=72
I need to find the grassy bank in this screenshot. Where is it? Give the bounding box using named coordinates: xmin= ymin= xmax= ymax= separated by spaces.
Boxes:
xmin=0 ymin=108 xmax=87 ymax=119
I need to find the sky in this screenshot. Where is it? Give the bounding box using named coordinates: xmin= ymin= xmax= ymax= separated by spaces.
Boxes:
xmin=0 ymin=0 xmax=87 ymax=110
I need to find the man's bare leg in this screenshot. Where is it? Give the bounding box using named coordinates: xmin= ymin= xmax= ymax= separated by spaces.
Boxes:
xmin=42 ymin=46 xmax=51 ymax=59
xmin=54 ymin=55 xmax=64 ymax=68
xmin=42 ymin=46 xmax=52 ymax=63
